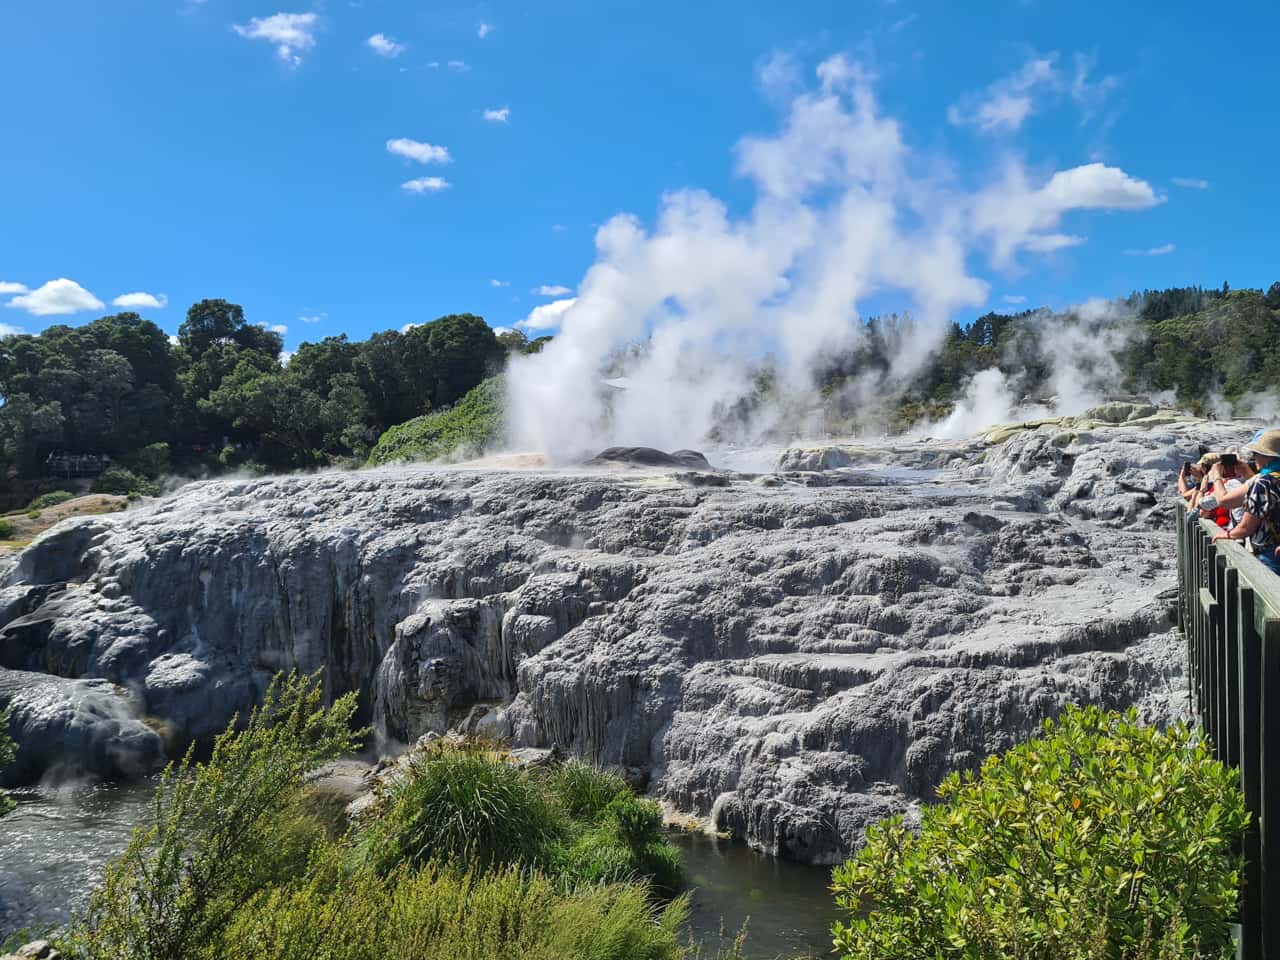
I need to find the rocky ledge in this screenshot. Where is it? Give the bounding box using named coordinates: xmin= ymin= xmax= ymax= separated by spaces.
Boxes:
xmin=0 ymin=413 xmax=1244 ymax=862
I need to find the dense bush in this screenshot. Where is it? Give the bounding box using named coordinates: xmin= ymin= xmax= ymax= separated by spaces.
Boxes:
xmin=219 ymin=854 xmax=688 ymax=960
xmin=356 ymin=742 xmax=567 ymax=874
xmin=563 ymin=794 xmax=685 ymax=897
xmin=68 ymin=672 xmax=363 ymax=960
xmin=831 ymin=706 xmax=1247 ymax=960
xmin=91 ymin=466 xmax=158 ymax=497
xmin=27 ymin=490 xmax=75 ymax=510
xmin=62 ymin=675 xmax=690 ymax=960
xmin=367 ymin=375 xmax=504 ymax=465
xmin=0 ymin=518 xmax=13 ymax=540
xmin=543 ymin=760 xmax=629 ymax=820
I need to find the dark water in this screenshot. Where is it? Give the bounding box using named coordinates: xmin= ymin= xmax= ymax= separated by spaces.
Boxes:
xmin=675 ymin=831 xmax=839 ymax=959
xmin=0 ymin=785 xmax=838 ymax=957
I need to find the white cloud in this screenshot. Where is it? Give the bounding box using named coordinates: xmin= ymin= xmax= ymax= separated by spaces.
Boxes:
xmin=489 ymin=279 xmax=510 ymax=288
xmin=0 ymin=323 xmax=23 ymax=337
xmin=386 ymin=138 xmax=451 ymax=164
xmin=1003 ymin=294 xmax=1027 ymax=305
xmin=1172 ymin=177 xmax=1210 ymax=190
xmin=167 ymin=334 xmax=180 ymax=346
xmin=973 ymin=162 xmax=1162 ymax=265
xmin=299 ymin=312 xmax=327 ymax=323
xmin=233 ymin=12 xmax=319 ymax=66
xmin=401 ymin=177 xmax=450 ymax=193
xmin=948 ymin=55 xmax=1060 ymax=132
xmin=279 ymin=350 xmax=294 ymax=367
xmin=258 ymin=322 xmax=289 ymax=335
xmin=889 ymin=13 xmax=917 ymax=32
xmin=112 ymin=291 xmax=168 ymax=309
xmin=491 ymin=326 xmax=513 ymax=335
xmin=517 ymin=297 xmax=576 ymax=332
xmin=447 ymin=60 xmax=469 ymax=72
xmin=551 ymin=223 xmax=567 ymax=233
xmin=367 ymin=33 xmax=406 ymax=58
xmin=483 ymin=107 xmax=510 ymax=123
xmin=6 ymin=278 xmax=105 ymax=316
xmin=0 ymin=281 xmax=28 ymax=295
xmin=1124 ymin=243 xmax=1176 ymax=256
xmin=400 ymin=322 xmax=420 ymax=333
xmin=478 ymin=22 xmax=494 ymax=38
xmin=534 ymin=284 xmax=572 ymax=296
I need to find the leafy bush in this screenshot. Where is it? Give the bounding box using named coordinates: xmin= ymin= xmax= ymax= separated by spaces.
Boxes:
xmin=0 ymin=518 xmax=13 ymax=540
xmin=0 ymin=707 xmax=15 ymax=817
xmin=125 ymin=442 xmax=170 ymax=480
xmin=563 ymin=794 xmax=685 ymax=897
xmin=220 ymin=853 xmax=688 ymax=960
xmin=27 ymin=490 xmax=75 ymax=510
xmin=367 ymin=375 xmax=505 ymax=466
xmin=831 ymin=705 xmax=1247 ymax=960
xmin=91 ymin=466 xmax=158 ymax=497
xmin=355 ymin=741 xmax=567 ymax=874
xmin=543 ymin=760 xmax=629 ymax=820
xmin=69 ymin=672 xmax=362 ymax=960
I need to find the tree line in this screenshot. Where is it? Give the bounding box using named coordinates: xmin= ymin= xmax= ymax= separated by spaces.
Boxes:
xmin=0 ymin=298 xmax=546 ymax=500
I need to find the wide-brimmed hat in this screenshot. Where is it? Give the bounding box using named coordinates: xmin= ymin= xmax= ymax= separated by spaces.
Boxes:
xmin=1245 ymin=429 xmax=1280 ymax=459
xmin=1195 ymin=452 xmax=1221 ymax=469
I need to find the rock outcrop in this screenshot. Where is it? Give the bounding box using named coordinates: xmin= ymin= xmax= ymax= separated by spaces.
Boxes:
xmin=0 ymin=419 xmax=1245 ymax=861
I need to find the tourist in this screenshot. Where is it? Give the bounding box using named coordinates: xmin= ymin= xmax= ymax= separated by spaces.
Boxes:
xmin=1212 ymin=429 xmax=1280 ymax=573
xmin=1198 ymin=450 xmax=1254 ymax=525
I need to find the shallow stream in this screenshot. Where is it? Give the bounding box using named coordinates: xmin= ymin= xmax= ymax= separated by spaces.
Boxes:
xmin=0 ymin=783 xmax=838 ymax=957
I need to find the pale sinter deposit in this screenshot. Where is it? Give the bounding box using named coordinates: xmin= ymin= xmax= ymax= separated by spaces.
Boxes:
xmin=0 ymin=406 xmax=1238 ymax=863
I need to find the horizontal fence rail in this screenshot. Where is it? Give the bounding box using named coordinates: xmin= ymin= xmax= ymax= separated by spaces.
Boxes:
xmin=1176 ymin=505 xmax=1280 ymax=959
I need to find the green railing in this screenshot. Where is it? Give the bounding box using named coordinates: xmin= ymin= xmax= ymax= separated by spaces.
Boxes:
xmin=1176 ymin=508 xmax=1280 ymax=959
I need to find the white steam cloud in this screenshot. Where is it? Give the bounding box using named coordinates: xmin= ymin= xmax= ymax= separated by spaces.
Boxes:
xmin=504 ymin=56 xmax=1161 ymax=462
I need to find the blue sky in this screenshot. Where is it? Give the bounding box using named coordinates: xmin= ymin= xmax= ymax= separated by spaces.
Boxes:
xmin=1 ymin=0 xmax=1277 ymax=352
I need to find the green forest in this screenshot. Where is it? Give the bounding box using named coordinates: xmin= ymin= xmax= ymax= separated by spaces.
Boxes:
xmin=3 ymin=282 xmax=1280 ymax=505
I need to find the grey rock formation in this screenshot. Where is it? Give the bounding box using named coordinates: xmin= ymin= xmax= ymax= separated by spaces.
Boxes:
xmin=0 ymin=418 xmax=1246 ymax=861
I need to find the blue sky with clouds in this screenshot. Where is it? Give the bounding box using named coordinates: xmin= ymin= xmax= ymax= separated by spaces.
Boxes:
xmin=1 ymin=0 xmax=1276 ymax=349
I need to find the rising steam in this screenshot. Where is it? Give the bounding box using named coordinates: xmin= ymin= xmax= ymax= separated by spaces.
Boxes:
xmin=506 ymin=55 xmax=1161 ymax=461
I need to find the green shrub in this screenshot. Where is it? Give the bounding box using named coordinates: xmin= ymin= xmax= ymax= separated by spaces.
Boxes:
xmin=367 ymin=375 xmax=505 ymax=466
xmin=69 ymin=672 xmax=362 ymax=960
xmin=219 ymin=854 xmax=688 ymax=960
xmin=125 ymin=442 xmax=170 ymax=480
xmin=355 ymin=742 xmax=567 ymax=874
xmin=0 ymin=518 xmax=13 ymax=540
xmin=27 ymin=490 xmax=75 ymax=510
xmin=543 ymin=760 xmax=629 ymax=820
xmin=831 ymin=705 xmax=1247 ymax=960
xmin=562 ymin=794 xmax=685 ymax=897
xmin=91 ymin=466 xmax=158 ymax=497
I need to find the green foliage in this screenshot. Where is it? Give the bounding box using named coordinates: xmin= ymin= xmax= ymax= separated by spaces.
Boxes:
xmin=0 ymin=518 xmax=13 ymax=540
xmin=124 ymin=442 xmax=170 ymax=479
xmin=831 ymin=705 xmax=1247 ymax=960
xmin=218 ymin=853 xmax=688 ymax=960
xmin=68 ymin=672 xmax=362 ymax=960
xmin=367 ymin=375 xmax=505 ymax=465
xmin=0 ymin=706 xmax=16 ymax=817
xmin=563 ymin=795 xmax=685 ymax=897
xmin=91 ymin=466 xmax=157 ymax=497
xmin=355 ymin=741 xmax=567 ymax=874
xmin=543 ymin=760 xmax=629 ymax=820
xmin=27 ymin=490 xmax=75 ymax=510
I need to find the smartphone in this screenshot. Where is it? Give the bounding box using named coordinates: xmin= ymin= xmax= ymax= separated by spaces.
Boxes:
xmin=1221 ymin=453 xmax=1238 ymax=468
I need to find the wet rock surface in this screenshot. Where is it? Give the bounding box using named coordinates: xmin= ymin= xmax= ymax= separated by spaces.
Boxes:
xmin=0 ymin=418 xmax=1246 ymax=861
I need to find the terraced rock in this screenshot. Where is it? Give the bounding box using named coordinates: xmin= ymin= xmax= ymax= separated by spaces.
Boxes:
xmin=0 ymin=415 xmax=1246 ymax=861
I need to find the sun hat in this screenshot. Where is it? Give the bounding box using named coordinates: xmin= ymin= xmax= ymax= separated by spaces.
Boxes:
xmin=1244 ymin=429 xmax=1280 ymax=459
xmin=1196 ymin=452 xmax=1222 ymax=469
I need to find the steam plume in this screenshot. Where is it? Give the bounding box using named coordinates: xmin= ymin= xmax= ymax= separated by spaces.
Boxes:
xmin=506 ymin=56 xmax=1159 ymax=461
